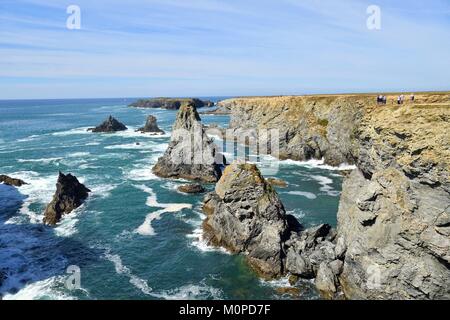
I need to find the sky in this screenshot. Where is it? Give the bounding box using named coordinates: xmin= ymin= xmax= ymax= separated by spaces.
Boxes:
xmin=0 ymin=0 xmax=449 ymax=99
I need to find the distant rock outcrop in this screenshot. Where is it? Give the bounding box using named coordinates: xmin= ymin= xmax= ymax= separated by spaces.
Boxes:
xmin=202 ymin=162 xmax=291 ymax=278
xmin=136 ymin=115 xmax=165 ymax=135
xmin=43 ymin=172 xmax=91 ymax=226
xmin=177 ymin=184 xmax=206 ymax=194
xmin=0 ymin=175 xmax=27 ymax=187
xmin=129 ymin=98 xmax=214 ymax=110
xmin=152 ymin=103 xmax=225 ymax=183
xmin=88 ymin=115 xmax=127 ymax=133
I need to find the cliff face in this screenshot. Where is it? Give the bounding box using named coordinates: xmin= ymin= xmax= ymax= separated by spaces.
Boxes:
xmin=224 ymin=95 xmax=367 ymax=165
xmin=338 ymin=103 xmax=450 ymax=299
xmin=222 ymin=92 xmax=450 ymax=299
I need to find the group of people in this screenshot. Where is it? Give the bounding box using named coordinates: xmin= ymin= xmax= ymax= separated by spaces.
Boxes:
xmin=377 ymin=95 xmax=387 ymax=105
xmin=376 ymin=94 xmax=415 ymax=105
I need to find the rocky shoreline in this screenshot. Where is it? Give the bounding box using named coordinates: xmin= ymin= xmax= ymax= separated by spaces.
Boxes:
xmin=215 ymin=92 xmax=450 ymax=299
xmin=1 ymin=92 xmax=448 ymax=300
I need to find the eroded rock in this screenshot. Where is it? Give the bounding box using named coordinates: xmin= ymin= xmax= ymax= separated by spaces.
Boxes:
xmin=0 ymin=175 xmax=27 ymax=187
xmin=136 ymin=115 xmax=165 ymax=134
xmin=88 ymin=115 xmax=127 ymax=133
xmin=43 ymin=172 xmax=90 ymax=226
xmin=152 ymin=103 xmax=225 ymax=183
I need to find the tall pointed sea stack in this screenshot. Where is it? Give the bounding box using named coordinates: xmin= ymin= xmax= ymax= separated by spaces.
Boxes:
xmin=152 ymin=103 xmax=225 ymax=182
xmin=43 ymin=172 xmax=91 ymax=225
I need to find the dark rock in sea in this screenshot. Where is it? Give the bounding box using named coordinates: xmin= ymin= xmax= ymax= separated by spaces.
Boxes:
xmin=202 ymin=162 xmax=290 ymax=278
xmin=0 ymin=175 xmax=27 ymax=187
xmin=136 ymin=115 xmax=165 ymax=135
xmin=152 ymin=103 xmax=225 ymax=183
xmin=177 ymin=184 xmax=206 ymax=194
xmin=88 ymin=115 xmax=127 ymax=133
xmin=129 ymin=98 xmax=214 ymax=110
xmin=43 ymin=172 xmax=91 ymax=226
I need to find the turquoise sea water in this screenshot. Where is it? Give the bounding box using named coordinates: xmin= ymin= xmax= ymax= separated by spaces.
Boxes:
xmin=0 ymin=98 xmax=349 ymax=300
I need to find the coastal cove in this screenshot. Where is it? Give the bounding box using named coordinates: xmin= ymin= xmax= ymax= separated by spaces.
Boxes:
xmin=0 ymin=97 xmax=345 ymax=300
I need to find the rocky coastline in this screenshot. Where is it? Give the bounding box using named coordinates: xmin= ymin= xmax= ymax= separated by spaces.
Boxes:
xmin=213 ymin=92 xmax=450 ymax=299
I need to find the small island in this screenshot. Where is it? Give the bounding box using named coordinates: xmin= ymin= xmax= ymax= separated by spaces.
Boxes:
xmin=129 ymin=98 xmax=214 ymax=110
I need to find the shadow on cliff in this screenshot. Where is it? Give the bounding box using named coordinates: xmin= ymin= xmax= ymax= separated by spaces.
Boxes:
xmin=0 ymin=184 xmax=102 ymax=298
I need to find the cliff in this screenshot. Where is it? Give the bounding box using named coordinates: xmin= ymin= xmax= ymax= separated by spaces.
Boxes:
xmin=129 ymin=98 xmax=214 ymax=110
xmin=222 ymin=92 xmax=450 ymax=299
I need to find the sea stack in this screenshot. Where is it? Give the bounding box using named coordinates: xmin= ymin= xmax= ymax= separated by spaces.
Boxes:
xmin=152 ymin=103 xmax=225 ymax=183
xmin=202 ymin=162 xmax=290 ymax=278
xmin=43 ymin=172 xmax=91 ymax=226
xmin=88 ymin=115 xmax=127 ymax=133
xmin=137 ymin=115 xmax=165 ymax=134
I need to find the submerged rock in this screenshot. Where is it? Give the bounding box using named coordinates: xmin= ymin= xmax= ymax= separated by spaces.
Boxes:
xmin=88 ymin=115 xmax=127 ymax=133
xmin=136 ymin=115 xmax=165 ymax=134
xmin=202 ymin=162 xmax=290 ymax=278
xmin=43 ymin=172 xmax=91 ymax=226
xmin=152 ymin=103 xmax=225 ymax=183
xmin=0 ymin=175 xmax=27 ymax=187
xmin=267 ymin=178 xmax=288 ymax=188
xmin=177 ymin=184 xmax=206 ymax=194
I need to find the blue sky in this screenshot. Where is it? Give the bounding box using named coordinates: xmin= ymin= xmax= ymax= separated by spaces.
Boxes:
xmin=1 ymin=0 xmax=449 ymax=99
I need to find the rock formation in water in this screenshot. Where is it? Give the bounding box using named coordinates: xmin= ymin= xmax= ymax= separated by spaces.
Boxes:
xmin=88 ymin=115 xmax=127 ymax=133
xmin=136 ymin=115 xmax=165 ymax=134
xmin=202 ymin=161 xmax=341 ymax=284
xmin=43 ymin=172 xmax=91 ymax=226
xmin=152 ymin=103 xmax=225 ymax=183
xmin=0 ymin=175 xmax=27 ymax=187
xmin=222 ymin=92 xmax=450 ymax=299
xmin=202 ymin=162 xmax=291 ymax=278
xmin=129 ymin=98 xmax=214 ymax=110
xmin=178 ymin=184 xmax=206 ymax=194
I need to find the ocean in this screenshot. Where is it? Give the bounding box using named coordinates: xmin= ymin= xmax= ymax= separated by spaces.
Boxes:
xmin=0 ymin=98 xmax=350 ymax=300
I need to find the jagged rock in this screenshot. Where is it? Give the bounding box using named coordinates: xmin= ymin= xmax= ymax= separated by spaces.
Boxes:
xmin=43 ymin=172 xmax=90 ymax=226
xmin=177 ymin=184 xmax=206 ymax=194
xmin=315 ymin=262 xmax=338 ymax=299
xmin=152 ymin=103 xmax=225 ymax=183
xmin=329 ymin=260 xmax=344 ymax=276
xmin=202 ymin=162 xmax=290 ymax=278
xmin=136 ymin=115 xmax=165 ymax=134
xmin=88 ymin=115 xmax=127 ymax=133
xmin=0 ymin=175 xmax=27 ymax=187
xmin=284 ymin=224 xmax=337 ymax=279
xmin=267 ymin=178 xmax=288 ymax=188
xmin=334 ymin=237 xmax=346 ymax=260
xmin=129 ymin=98 xmax=213 ymax=110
